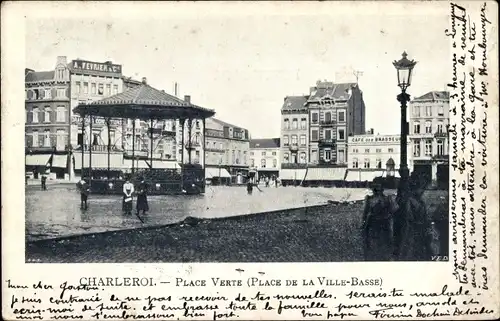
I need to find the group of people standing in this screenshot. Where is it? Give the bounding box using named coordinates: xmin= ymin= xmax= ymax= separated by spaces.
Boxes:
xmin=361 ymin=173 xmax=439 ymax=261
xmin=77 ymin=176 xmax=149 ymax=216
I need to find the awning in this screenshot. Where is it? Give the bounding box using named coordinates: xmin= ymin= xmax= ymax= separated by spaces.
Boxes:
xmin=257 ymin=168 xmax=279 ymax=172
xmin=345 ymin=170 xmax=362 ymax=182
xmin=26 ymin=155 xmax=50 ymax=166
xmin=51 ymin=155 xmax=68 ymax=168
xmin=280 ymin=169 xmax=307 ymax=180
xmin=74 ymin=153 xmax=125 ymax=170
xmin=306 ymin=167 xmax=346 ymax=181
xmin=345 ymin=170 xmax=385 ymax=182
xmin=123 ymin=159 xmax=180 ymax=169
xmin=205 ymin=167 xmax=231 ymax=178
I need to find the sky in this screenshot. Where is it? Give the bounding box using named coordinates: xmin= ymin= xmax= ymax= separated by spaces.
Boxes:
xmin=25 ymin=1 xmax=451 ymax=138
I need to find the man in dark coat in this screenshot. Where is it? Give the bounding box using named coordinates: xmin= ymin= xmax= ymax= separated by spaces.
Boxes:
xmin=136 ymin=177 xmax=149 ymax=215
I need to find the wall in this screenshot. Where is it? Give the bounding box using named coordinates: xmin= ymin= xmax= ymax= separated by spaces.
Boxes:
xmin=348 ymin=134 xmax=402 ymax=170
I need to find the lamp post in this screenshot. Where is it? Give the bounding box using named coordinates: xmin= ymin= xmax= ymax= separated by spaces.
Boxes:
xmin=392 ymin=51 xmax=417 ymax=257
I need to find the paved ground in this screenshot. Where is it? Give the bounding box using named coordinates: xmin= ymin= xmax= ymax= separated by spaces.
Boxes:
xmin=26 ymin=184 xmax=372 ymax=241
xmin=26 ymin=189 xmax=448 ymax=263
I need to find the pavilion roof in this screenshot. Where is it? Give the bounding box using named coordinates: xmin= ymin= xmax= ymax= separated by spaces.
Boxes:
xmin=73 ymin=82 xmax=215 ymax=120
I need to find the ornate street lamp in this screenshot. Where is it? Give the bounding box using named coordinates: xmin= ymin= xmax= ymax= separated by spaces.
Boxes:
xmin=392 ymin=51 xmax=417 ymax=258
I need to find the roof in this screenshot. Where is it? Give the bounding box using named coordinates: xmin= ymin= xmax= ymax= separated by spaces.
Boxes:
xmin=308 ymin=82 xmax=356 ymax=102
xmin=250 ymin=138 xmax=280 ymax=149
xmin=210 ymin=117 xmax=247 ymax=130
xmin=25 ymin=71 xmax=55 ymax=82
xmin=282 ymin=96 xmax=308 ymax=111
xmin=122 ymin=76 xmax=142 ymax=85
xmin=73 ymin=82 xmax=215 ymax=120
xmin=413 ymin=91 xmax=449 ymax=101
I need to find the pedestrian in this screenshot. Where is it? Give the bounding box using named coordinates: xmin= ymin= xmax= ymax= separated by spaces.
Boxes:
xmin=122 ymin=176 xmax=134 ymax=215
xmin=41 ymin=175 xmax=47 ymax=191
xmin=78 ymin=178 xmax=90 ymax=210
xmin=265 ymin=176 xmax=270 ymax=187
xmin=246 ymin=179 xmax=253 ymax=195
xmin=361 ymin=183 xmax=397 ymax=261
xmin=397 ymin=173 xmax=433 ymax=261
xmin=136 ymin=177 xmax=149 ymax=216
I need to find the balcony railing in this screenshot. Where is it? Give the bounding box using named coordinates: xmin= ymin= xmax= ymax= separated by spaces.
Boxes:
xmin=281 ymin=163 xmax=308 ymax=169
xmin=434 ymin=131 xmax=448 ymax=138
xmin=205 ymin=147 xmax=225 ymax=153
xmin=432 ymin=154 xmax=449 ymax=161
xmin=320 ymin=120 xmax=334 ymax=125
xmin=289 ymin=143 xmax=299 ymax=151
xmin=318 ymin=139 xmax=336 ymax=147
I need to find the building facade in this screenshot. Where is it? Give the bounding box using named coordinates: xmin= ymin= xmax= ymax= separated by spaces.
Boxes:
xmin=249 ymin=138 xmax=280 ymax=180
xmin=203 ymin=117 xmax=250 ymax=180
xmin=280 ymin=96 xmax=309 ymax=167
xmin=25 ymin=56 xmax=72 ymax=178
xmin=408 ymin=91 xmax=450 ymax=187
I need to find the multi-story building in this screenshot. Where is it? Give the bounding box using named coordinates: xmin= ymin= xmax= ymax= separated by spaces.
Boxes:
xmin=279 ymin=80 xmax=366 ymax=184
xmin=409 ymin=91 xmax=450 ymax=187
xmin=345 ymin=134 xmax=404 ymax=182
xmin=249 ymin=138 xmax=280 ymax=180
xmin=203 ymin=117 xmax=250 ymax=183
xmin=25 ymin=56 xmax=72 ymax=179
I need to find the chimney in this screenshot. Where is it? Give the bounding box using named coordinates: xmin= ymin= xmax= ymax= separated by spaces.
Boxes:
xmin=184 ymin=95 xmax=191 ymax=103
xmin=174 ymin=82 xmax=178 ymax=97
xmin=142 ymin=77 xmax=147 ymax=84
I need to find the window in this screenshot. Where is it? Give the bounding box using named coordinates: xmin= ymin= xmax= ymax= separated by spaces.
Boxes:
xmin=338 ymin=111 xmax=345 ymax=122
xmin=388 ymin=148 xmax=394 ymax=153
xmin=437 ymin=140 xmax=444 ymax=156
xmin=283 ymin=153 xmax=289 ymax=163
xmin=324 ymin=112 xmax=332 ymax=123
xmin=292 ymin=118 xmax=298 ymax=129
xmin=426 ymin=106 xmax=432 ymax=117
xmin=338 ymin=149 xmax=345 ymax=163
xmin=196 ymin=121 xmax=200 ymax=129
xmin=438 ymin=105 xmax=444 ymax=116
xmin=32 ymin=131 xmax=39 ymax=147
xmin=57 ymin=88 xmax=66 ymax=98
xmin=283 ymin=135 xmax=289 ymax=146
xmin=284 ymin=118 xmax=290 ymax=130
xmin=376 ymin=158 xmax=382 ymax=169
xmin=44 ymin=89 xmax=51 ymax=99
xmin=98 ymin=84 xmax=104 ymax=95
xmin=106 ymin=84 xmax=111 ymax=96
xmin=262 ymin=151 xmax=266 ymax=156
xmin=250 ymin=151 xmax=254 ymax=156
xmin=300 ymin=135 xmax=306 ymax=146
xmin=425 ymin=140 xmax=433 ymax=156
xmin=376 ymin=148 xmax=382 ymax=153
xmin=364 ymin=158 xmax=370 ymax=168
xmin=272 ymin=151 xmax=277 ymax=156
xmin=352 ymin=148 xmax=358 ymax=153
xmin=324 ymin=130 xmax=332 ymax=140
xmin=56 ymin=130 xmax=65 ymax=150
xmin=437 ymin=121 xmax=444 ymax=133
xmin=261 ymin=159 xmax=266 ymax=168
xmin=311 ymin=129 xmax=318 ymax=141
xmin=91 ymin=83 xmax=96 ymax=94
xmin=311 ymin=112 xmax=318 ymax=123
xmin=75 ymin=82 xmax=81 ymax=94
xmin=291 ymin=135 xmax=298 ymax=145
xmin=311 ymin=150 xmax=318 ymax=163
xmin=232 ymin=150 xmax=235 ymax=163
xmin=44 ymin=108 xmax=51 ymax=123
xmin=352 ymin=158 xmax=358 ymax=168
xmin=425 ymin=121 xmax=432 ymax=133
xmin=365 ymin=148 xmax=370 ymax=153
xmin=413 ymin=106 xmax=420 ymax=117
xmin=301 ymin=118 xmax=307 ymax=129
xmin=413 ymin=121 xmax=420 ymax=134
xmin=219 ymin=143 xmax=223 ymax=150
xmin=113 ymin=85 xmax=119 ymax=94
xmin=338 ymin=128 xmax=345 ymax=140
xmin=273 ymin=159 xmax=277 ymax=168
xmin=83 ymin=82 xmax=89 ymax=94
xmin=56 ymin=106 xmax=66 ymax=122
xmin=32 ymin=107 xmax=39 ymax=123
xmin=413 ymin=140 xmax=421 ymax=157
xmin=251 ymin=159 xmax=255 ymax=167
xmin=325 ymin=149 xmax=332 ymax=162
xmin=44 ymin=130 xmax=51 ymax=147
xmin=299 ymin=152 xmax=306 ymax=163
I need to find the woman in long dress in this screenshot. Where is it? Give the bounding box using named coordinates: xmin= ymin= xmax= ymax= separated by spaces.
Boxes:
xmin=122 ymin=178 xmax=134 ymax=215
xmin=398 ymin=174 xmax=432 ymax=261
xmin=136 ymin=177 xmax=149 ymax=215
xmin=361 ymin=183 xmax=396 ymax=261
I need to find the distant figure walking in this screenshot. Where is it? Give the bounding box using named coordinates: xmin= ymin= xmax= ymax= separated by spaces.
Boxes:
xmin=136 ymin=177 xmax=149 ymax=216
xmin=361 ymin=183 xmax=396 ymax=261
xmin=78 ymin=178 xmax=90 ymax=210
xmin=397 ymin=174 xmax=433 ymax=261
xmin=265 ymin=177 xmax=270 ymax=187
xmin=41 ymin=175 xmax=47 ymax=190
xmin=246 ymin=179 xmax=254 ymax=195
xmin=122 ymin=177 xmax=134 ymax=215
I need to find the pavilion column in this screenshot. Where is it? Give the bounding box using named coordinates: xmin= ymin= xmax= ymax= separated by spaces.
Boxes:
xmin=187 ymin=118 xmax=192 ymax=164
xmin=150 ymin=119 xmax=154 ymax=169
xmin=81 ymin=114 xmax=85 ymax=178
xmin=106 ymin=118 xmax=111 ymax=180
xmin=89 ymin=115 xmax=93 ymax=184
xmin=180 ymin=119 xmax=185 ymax=165
xmin=132 ymin=119 xmax=136 ymax=175
xmin=202 ymin=118 xmax=206 ymax=177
